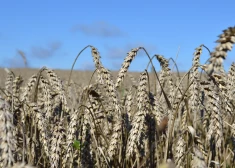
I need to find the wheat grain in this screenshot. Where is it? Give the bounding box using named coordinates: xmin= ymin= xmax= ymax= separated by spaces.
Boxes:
xmin=189 ymin=45 xmax=203 ymax=129
xmin=205 ymin=26 xmax=235 ymax=75
xmin=115 ymin=48 xmax=141 ymax=88
xmin=50 ymin=119 xmax=66 ymax=168
xmin=191 ymin=146 xmax=207 ymax=168
xmin=0 ymin=97 xmax=16 ymax=167
xmin=126 ymin=70 xmax=149 ymax=161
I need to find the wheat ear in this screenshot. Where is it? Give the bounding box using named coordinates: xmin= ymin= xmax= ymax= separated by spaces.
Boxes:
xmin=205 ymin=26 xmax=235 ymax=75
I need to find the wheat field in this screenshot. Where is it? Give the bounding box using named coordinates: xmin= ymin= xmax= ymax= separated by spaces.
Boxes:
xmin=0 ymin=26 xmax=235 ymax=168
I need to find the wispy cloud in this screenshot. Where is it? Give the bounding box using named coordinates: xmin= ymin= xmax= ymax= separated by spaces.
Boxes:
xmin=81 ymin=62 xmax=95 ymax=70
xmin=1 ymin=49 xmax=30 ymax=68
xmin=2 ymin=54 xmax=26 ymax=68
xmin=111 ymin=61 xmax=123 ymax=70
xmin=105 ymin=43 xmax=157 ymax=59
xmin=105 ymin=47 xmax=126 ymax=59
xmin=31 ymin=41 xmax=62 ymax=58
xmin=71 ymin=21 xmax=127 ymax=37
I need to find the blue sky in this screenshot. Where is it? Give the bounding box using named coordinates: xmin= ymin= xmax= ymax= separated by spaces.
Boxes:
xmin=0 ymin=0 xmax=235 ymax=72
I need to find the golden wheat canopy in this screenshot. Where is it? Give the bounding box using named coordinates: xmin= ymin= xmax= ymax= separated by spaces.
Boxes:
xmin=1 ymin=26 xmax=235 ymax=168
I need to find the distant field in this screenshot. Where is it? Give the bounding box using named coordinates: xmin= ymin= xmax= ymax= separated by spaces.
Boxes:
xmin=0 ymin=67 xmax=144 ymax=87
